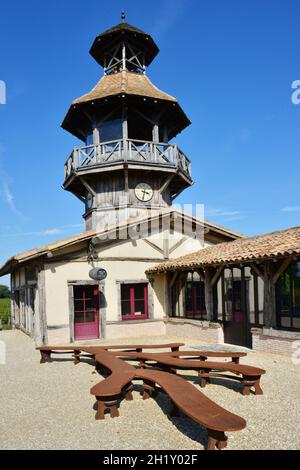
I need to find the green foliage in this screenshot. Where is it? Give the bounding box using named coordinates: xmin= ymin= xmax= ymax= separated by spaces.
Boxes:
xmin=0 ymin=285 xmax=10 ymax=299
xmin=0 ymin=298 xmax=11 ymax=327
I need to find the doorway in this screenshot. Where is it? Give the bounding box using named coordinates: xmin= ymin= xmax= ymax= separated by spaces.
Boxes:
xmin=223 ymin=268 xmax=251 ymax=347
xmin=73 ymin=285 xmax=100 ymax=340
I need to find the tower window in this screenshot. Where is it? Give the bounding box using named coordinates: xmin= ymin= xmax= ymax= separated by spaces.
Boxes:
xmin=98 ymin=118 xmax=122 ymax=142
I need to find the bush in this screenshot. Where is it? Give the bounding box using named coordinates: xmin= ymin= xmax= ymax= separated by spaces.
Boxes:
xmin=0 ymin=298 xmax=11 ymax=328
xmin=0 ymin=285 xmax=10 ymax=299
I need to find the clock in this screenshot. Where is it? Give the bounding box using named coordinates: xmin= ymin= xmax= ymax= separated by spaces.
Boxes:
xmin=135 ymin=182 xmax=153 ymax=202
xmin=86 ymin=193 xmax=93 ymax=210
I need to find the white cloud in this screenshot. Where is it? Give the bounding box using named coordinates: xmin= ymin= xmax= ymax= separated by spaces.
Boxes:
xmin=281 ymin=206 xmax=300 ymax=212
xmin=0 ymin=144 xmax=27 ymax=221
xmin=0 ymin=224 xmax=81 ymax=238
xmin=35 ymin=228 xmax=62 ymax=236
xmin=205 ymin=208 xmax=242 ymax=217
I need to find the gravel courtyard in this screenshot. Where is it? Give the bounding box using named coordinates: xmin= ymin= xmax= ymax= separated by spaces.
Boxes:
xmin=1 ymin=330 xmax=300 ymax=450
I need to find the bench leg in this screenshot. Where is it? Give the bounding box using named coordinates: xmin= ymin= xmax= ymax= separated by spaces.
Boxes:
xmin=124 ymin=384 xmax=134 ymax=401
xmin=171 ymin=346 xmax=179 ymax=352
xmin=40 ymin=350 xmax=52 ymax=364
xmin=138 ymin=360 xmax=146 ymax=369
xmin=254 ymin=378 xmax=263 ymax=395
xmin=198 ymin=370 xmax=210 ymax=388
xmin=232 ymin=357 xmax=240 ymax=364
xmin=142 ymin=380 xmax=156 ymax=400
xmin=95 ymin=397 xmax=119 ymax=420
xmin=206 ymin=429 xmax=228 ymax=450
xmin=73 ymin=350 xmax=81 ymax=365
xmin=241 ymin=376 xmax=253 ymax=395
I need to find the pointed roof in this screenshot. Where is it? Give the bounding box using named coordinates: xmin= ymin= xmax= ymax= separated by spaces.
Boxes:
xmin=61 ymin=71 xmax=191 ymax=141
xmin=73 ymin=71 xmax=177 ymax=104
xmin=90 ymin=22 xmax=159 ymax=67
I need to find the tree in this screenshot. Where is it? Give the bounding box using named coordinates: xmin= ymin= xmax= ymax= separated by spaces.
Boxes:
xmin=0 ymin=285 xmax=10 ymax=298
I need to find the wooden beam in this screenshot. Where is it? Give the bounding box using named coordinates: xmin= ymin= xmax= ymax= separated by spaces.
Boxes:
xmin=142 ymin=239 xmax=164 ymax=255
xmin=78 ymin=176 xmax=96 ymax=197
xmin=273 ymin=257 xmax=292 ymax=284
xmin=163 ymin=235 xmax=169 ymax=259
xmin=263 ymin=261 xmax=276 ymax=328
xmin=169 ymin=271 xmax=179 ymax=288
xmin=169 ymin=236 xmax=188 ymax=255
xmin=196 ymin=269 xmax=205 ymax=282
xmin=203 ymin=267 xmax=215 ymax=321
xmin=210 ymin=265 xmax=224 ymax=287
xmin=250 ymin=263 xmax=264 ymax=280
xmin=159 ymin=174 xmax=174 ymax=194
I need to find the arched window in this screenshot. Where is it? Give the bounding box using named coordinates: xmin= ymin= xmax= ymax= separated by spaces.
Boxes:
xmin=276 ymin=261 xmax=300 ymax=330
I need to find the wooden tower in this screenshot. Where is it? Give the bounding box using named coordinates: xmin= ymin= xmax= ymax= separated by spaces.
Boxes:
xmin=62 ymin=16 xmax=193 ymax=230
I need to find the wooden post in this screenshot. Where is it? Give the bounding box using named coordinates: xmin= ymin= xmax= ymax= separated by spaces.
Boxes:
xmin=122 ymin=103 xmax=128 ymax=162
xmin=36 ymin=265 xmax=48 ymax=345
xmin=204 ymin=268 xmax=214 ymax=322
xmin=263 ymin=261 xmax=276 ymax=328
xmin=152 ymin=123 xmax=159 ymax=143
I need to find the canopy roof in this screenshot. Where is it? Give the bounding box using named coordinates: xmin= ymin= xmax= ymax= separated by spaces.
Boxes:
xmin=90 ymin=22 xmax=159 ymax=67
xmin=61 ymin=71 xmax=191 ymax=141
xmin=146 ymin=226 xmax=300 ymax=273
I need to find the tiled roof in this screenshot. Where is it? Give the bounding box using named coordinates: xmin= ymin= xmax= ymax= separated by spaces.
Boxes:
xmin=0 ymin=209 xmax=242 ymax=276
xmin=146 ymin=226 xmax=300 ymax=273
xmin=73 ymin=71 xmax=177 ymax=104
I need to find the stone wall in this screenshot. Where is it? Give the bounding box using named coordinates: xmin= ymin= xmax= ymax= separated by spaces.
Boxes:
xmin=252 ymin=327 xmax=300 ymax=357
xmin=165 ymin=318 xmax=224 ymax=343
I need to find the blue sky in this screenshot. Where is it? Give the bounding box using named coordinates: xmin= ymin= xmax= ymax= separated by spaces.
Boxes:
xmin=0 ymin=0 xmax=300 ymax=285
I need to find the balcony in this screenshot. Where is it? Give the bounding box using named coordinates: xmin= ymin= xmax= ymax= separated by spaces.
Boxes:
xmin=64 ymin=138 xmax=192 ymax=183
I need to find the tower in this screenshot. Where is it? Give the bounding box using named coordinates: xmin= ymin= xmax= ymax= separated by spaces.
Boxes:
xmin=62 ymin=16 xmax=193 ymax=230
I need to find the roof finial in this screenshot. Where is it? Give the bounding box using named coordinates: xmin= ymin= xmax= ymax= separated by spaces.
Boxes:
xmin=121 ymin=11 xmax=126 ymax=23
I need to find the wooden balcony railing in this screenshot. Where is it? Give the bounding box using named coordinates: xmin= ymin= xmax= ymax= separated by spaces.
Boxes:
xmin=64 ymin=138 xmax=192 ymax=181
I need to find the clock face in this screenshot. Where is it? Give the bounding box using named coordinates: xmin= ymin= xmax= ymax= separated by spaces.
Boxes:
xmin=86 ymin=193 xmax=93 ymax=209
xmin=135 ymin=182 xmax=153 ymax=202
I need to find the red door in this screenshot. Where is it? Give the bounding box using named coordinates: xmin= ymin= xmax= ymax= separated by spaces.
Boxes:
xmin=74 ymin=285 xmax=99 ymax=340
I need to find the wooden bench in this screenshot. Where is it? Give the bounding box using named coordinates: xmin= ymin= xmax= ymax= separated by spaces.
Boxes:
xmin=112 ymin=351 xmax=266 ymax=396
xmin=163 ymin=351 xmax=247 ymax=364
xmin=90 ymin=352 xmax=137 ymax=420
xmin=36 ymin=343 xmax=184 ymax=364
xmin=135 ymin=368 xmax=246 ymax=450
xmin=99 ymin=343 xmax=184 ymax=352
xmin=36 ymin=346 xmax=97 ymax=364
xmin=90 ymin=352 xmax=246 ymax=450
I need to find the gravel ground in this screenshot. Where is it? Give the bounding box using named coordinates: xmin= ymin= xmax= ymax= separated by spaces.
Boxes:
xmin=1 ymin=330 xmax=300 ymax=450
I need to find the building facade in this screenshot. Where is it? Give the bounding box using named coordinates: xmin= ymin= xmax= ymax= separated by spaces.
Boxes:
xmin=1 ymin=18 xmax=299 ymax=356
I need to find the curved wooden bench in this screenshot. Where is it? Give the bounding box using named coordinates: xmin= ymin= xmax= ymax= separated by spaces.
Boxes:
xmin=90 ymin=352 xmax=246 ymax=449
xmin=36 ymin=343 xmax=184 ymax=364
xmin=90 ymin=352 xmax=136 ymax=420
xmin=99 ymin=343 xmax=184 ymax=352
xmin=36 ymin=346 xmax=96 ymax=364
xmin=161 ymin=351 xmax=247 ymax=364
xmin=112 ymin=352 xmax=266 ymax=396
xmin=134 ymin=369 xmax=246 ymax=450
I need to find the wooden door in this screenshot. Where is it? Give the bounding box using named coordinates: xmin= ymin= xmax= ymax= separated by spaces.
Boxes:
xmin=223 ymin=269 xmax=250 ymax=347
xmin=73 ymin=285 xmax=99 ymax=340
